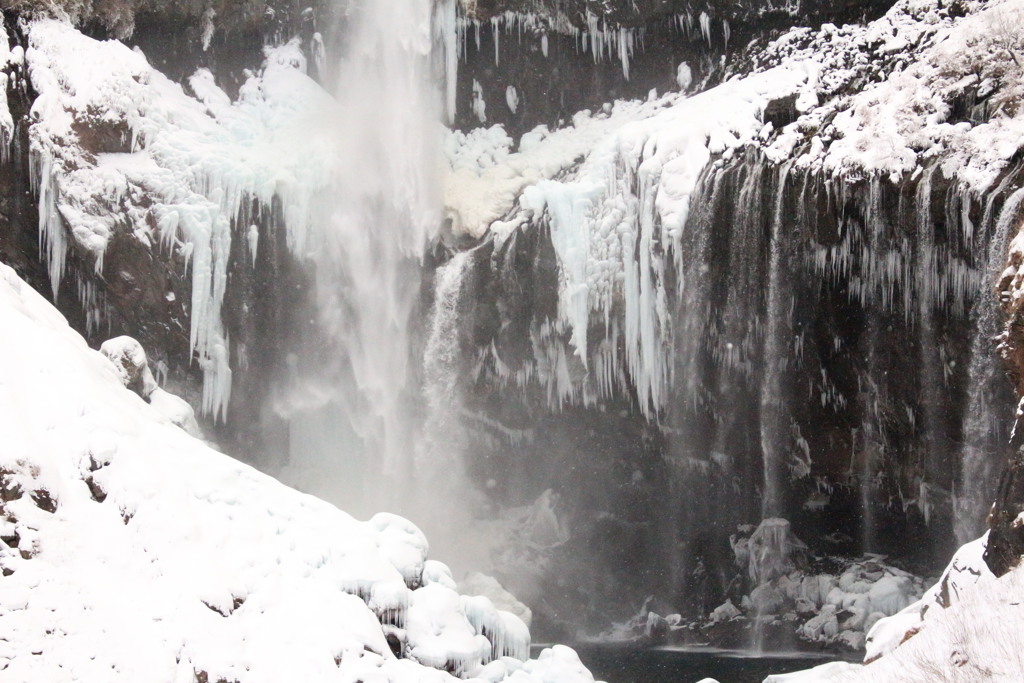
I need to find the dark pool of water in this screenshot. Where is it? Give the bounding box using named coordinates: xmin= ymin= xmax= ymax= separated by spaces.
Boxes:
xmin=560 ymin=642 xmax=853 ymax=683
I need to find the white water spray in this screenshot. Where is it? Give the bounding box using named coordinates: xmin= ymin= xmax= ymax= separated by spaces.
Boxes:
xmin=279 ymin=0 xmax=445 ymax=515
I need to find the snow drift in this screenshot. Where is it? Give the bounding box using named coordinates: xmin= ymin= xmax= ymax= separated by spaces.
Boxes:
xmin=0 ymin=261 xmax=598 ymax=682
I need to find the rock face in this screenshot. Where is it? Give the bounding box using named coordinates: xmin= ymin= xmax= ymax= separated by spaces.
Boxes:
xmin=992 ymin=214 xmax=1024 ymax=577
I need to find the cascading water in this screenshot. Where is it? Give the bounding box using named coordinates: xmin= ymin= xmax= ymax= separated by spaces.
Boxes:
xmin=956 ymin=185 xmax=1024 ymax=545
xmin=275 ymin=0 xmax=484 ymax=564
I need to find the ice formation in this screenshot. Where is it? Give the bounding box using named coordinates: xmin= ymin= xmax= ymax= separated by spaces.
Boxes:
xmin=0 ymin=261 xmax=601 ymax=681
xmin=0 ymin=21 xmax=17 ymax=161
xmin=449 ymin=63 xmax=815 ymax=415
xmin=442 ymin=0 xmax=1024 ymax=425
xmin=23 ymin=20 xmax=341 ymax=420
xmin=450 ymin=8 xmax=663 ymax=85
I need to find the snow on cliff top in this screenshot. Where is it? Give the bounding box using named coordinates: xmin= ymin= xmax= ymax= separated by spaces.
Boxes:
xmin=0 ymin=261 xmax=598 ymax=682
xmin=446 ymin=0 xmax=1024 ymax=244
xmin=759 ymin=0 xmax=1024 ymax=188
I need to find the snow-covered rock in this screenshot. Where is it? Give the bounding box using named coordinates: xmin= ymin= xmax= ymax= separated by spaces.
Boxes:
xmin=100 ymin=335 xmax=201 ymax=437
xmin=460 ymin=571 xmax=534 ymax=628
xmin=0 ymin=260 xmax=600 ymax=681
xmin=100 ymin=335 xmax=158 ymax=399
xmin=864 ymin=533 xmax=994 ymax=663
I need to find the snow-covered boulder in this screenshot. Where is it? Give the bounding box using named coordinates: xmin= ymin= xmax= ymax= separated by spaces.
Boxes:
xmin=100 ymin=336 xmax=158 ymax=398
xmin=747 ymin=518 xmax=808 ymax=585
xmin=460 ymin=571 xmax=534 ymax=627
xmin=99 ymin=335 xmax=201 ymax=437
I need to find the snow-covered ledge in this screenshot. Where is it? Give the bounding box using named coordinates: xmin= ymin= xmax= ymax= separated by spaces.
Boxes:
xmin=0 ymin=262 xmax=598 ymax=682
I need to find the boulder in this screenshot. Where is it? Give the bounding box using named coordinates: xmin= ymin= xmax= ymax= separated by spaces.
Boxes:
xmin=100 ymin=336 xmax=200 ymax=437
xmin=747 ymin=518 xmax=808 ymax=585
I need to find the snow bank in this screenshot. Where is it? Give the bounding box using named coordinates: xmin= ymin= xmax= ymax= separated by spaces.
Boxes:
xmin=781 ymin=563 xmax=1024 ymax=681
xmin=0 ymin=261 xmax=600 ymax=682
xmin=863 ymin=533 xmax=994 ymax=663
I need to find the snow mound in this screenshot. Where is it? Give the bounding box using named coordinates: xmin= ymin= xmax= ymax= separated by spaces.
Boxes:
xmin=0 ymin=261 xmax=599 ymax=682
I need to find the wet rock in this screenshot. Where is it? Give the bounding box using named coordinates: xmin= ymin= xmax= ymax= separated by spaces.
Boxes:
xmin=709 ymin=599 xmax=742 ymax=623
xmin=747 ymin=518 xmax=808 ymax=585
xmin=985 ymin=447 xmax=1024 ymax=577
xmin=749 ymin=583 xmax=787 ymax=616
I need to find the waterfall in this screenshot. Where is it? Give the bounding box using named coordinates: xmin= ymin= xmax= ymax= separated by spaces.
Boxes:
xmin=277 ymin=0 xmax=449 ymax=520
xmin=760 ymin=162 xmax=794 ymax=519
xmin=956 ymin=186 xmax=1024 ymax=545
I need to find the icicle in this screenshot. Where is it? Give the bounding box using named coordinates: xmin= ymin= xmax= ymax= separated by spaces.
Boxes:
xmin=247 ymin=224 xmax=259 ymax=267
xmin=618 ymin=28 xmax=632 ymax=81
xmin=491 ymin=16 xmax=500 ymax=66
xmin=505 ymin=85 xmax=519 ymax=114
xmin=435 ymin=0 xmax=459 ymax=124
xmin=699 ymin=12 xmax=712 ymax=46
xmin=311 ymin=32 xmax=326 ymax=79
xmin=32 ymin=150 xmax=69 ymax=300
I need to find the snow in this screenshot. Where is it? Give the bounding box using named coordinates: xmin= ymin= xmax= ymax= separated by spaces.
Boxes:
xmin=0 ymin=261 xmax=602 ymax=681
xmin=758 ymin=0 xmax=1024 ymax=190
xmin=459 ymin=572 xmax=533 ymax=628
xmin=783 ymin=562 xmax=1024 ymax=681
xmin=771 ymin=534 xmax=1013 ymax=681
xmin=863 ymin=533 xmax=993 ymax=663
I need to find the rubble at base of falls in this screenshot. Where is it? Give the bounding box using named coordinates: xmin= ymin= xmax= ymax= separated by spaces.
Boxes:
xmin=603 ymin=518 xmax=929 ymax=655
